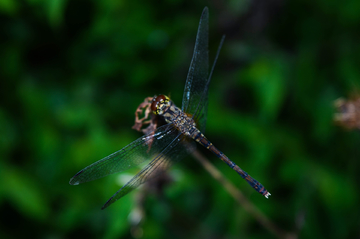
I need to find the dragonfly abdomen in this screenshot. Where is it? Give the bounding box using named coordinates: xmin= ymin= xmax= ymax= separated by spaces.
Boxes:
xmin=193 ymin=131 xmax=271 ymax=198
xmin=232 ymin=164 xmax=270 ymax=197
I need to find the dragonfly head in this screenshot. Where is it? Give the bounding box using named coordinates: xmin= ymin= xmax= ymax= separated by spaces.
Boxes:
xmin=151 ymin=95 xmax=171 ymax=115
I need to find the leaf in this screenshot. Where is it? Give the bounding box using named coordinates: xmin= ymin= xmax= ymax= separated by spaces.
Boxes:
xmin=0 ymin=0 xmax=18 ymax=15
xmin=46 ymin=0 xmax=67 ymax=28
xmin=247 ymin=56 xmax=289 ymax=121
xmin=1 ymin=164 xmax=50 ymax=221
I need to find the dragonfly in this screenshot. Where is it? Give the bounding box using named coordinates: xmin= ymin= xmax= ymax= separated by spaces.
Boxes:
xmin=69 ymin=7 xmax=271 ymax=210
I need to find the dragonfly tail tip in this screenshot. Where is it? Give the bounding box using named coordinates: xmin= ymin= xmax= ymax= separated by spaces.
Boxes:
xmin=264 ymin=192 xmax=271 ymax=199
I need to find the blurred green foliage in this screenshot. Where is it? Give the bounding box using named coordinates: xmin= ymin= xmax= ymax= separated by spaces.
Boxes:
xmin=1 ymin=0 xmax=360 ymax=238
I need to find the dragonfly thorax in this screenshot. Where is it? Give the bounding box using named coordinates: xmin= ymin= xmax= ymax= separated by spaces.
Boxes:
xmin=151 ymin=95 xmax=171 ymax=115
xmin=151 ymin=94 xmax=197 ymax=138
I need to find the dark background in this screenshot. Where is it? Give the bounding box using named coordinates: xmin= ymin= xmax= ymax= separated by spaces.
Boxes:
xmin=1 ymin=0 xmax=359 ymax=238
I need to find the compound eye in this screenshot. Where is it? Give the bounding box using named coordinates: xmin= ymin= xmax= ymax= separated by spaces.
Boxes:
xmin=150 ymin=97 xmax=158 ymax=113
xmin=151 ymin=95 xmax=167 ymax=114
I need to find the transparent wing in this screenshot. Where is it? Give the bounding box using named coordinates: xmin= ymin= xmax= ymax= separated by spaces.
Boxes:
xmin=69 ymin=123 xmax=179 ymax=185
xmin=102 ymin=135 xmax=196 ymax=209
xmin=192 ymin=35 xmax=225 ymax=132
xmin=101 ymin=135 xmax=196 ymax=209
xmin=181 ymin=7 xmax=209 ymax=132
